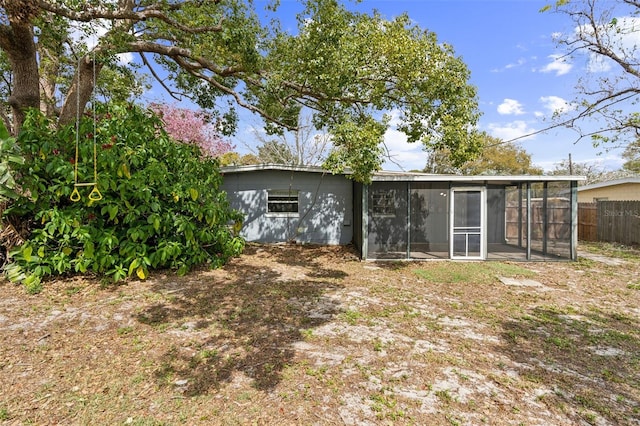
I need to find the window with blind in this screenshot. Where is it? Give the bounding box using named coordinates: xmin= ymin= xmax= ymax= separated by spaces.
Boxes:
xmin=267 ymin=189 xmax=299 ymax=216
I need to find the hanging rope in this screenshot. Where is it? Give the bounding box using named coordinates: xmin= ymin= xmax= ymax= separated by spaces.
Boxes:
xmin=70 ymin=53 xmax=102 ymax=202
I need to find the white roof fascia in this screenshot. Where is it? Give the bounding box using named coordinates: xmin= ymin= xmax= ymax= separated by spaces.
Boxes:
xmin=371 ymin=174 xmax=586 ymax=183
xmin=577 ymin=177 xmax=640 ymax=192
xmin=220 ymin=164 xmax=337 ymax=174
xmin=219 ymin=164 xmax=586 ymax=183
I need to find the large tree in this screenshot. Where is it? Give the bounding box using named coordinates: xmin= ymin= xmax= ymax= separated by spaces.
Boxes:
xmin=423 ymin=134 xmax=543 ymax=175
xmin=543 ymin=0 xmax=640 ymax=149
xmin=0 ymin=0 xmax=481 ymax=182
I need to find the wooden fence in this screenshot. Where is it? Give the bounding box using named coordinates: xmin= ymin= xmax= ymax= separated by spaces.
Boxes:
xmin=578 ymin=201 xmax=640 ymax=245
xmin=505 ymin=199 xmax=571 ymax=241
xmin=578 ymin=202 xmax=597 ymax=241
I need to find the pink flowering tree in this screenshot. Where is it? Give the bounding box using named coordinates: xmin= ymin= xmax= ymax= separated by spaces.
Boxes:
xmin=149 ymin=103 xmax=234 ymax=158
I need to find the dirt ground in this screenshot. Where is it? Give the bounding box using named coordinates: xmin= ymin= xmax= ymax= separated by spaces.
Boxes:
xmin=1 ymin=242 xmax=639 ymax=425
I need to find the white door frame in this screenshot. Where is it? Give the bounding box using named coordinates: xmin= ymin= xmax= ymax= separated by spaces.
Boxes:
xmin=449 ymin=187 xmax=486 ymax=260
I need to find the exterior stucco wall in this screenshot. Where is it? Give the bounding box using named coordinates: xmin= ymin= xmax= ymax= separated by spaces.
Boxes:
xmin=578 ymin=183 xmax=640 ymax=202
xmin=221 ymin=170 xmax=353 ymax=245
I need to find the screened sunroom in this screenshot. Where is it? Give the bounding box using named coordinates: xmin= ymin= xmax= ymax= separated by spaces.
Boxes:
xmin=354 ymin=173 xmax=583 ymax=261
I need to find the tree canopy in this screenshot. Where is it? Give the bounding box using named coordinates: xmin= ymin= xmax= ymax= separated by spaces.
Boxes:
xmin=423 ymin=134 xmax=542 ymax=176
xmin=149 ymin=103 xmax=234 ymax=158
xmin=0 ymin=0 xmax=482 ymax=181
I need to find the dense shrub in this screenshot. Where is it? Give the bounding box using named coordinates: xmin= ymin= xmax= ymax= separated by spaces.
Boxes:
xmin=5 ymin=104 xmax=244 ymax=292
xmin=0 ymin=120 xmax=24 ymax=202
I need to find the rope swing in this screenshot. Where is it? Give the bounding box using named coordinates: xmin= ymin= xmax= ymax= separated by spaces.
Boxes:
xmin=70 ymin=53 xmax=102 ymax=202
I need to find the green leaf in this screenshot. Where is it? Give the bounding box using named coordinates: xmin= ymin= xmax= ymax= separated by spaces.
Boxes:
xmin=24 ymin=274 xmax=43 ymax=294
xmin=23 ymin=245 xmax=33 ymax=262
xmin=0 ymin=120 xmax=10 ymax=140
xmin=128 ymin=258 xmax=140 ymax=275
xmin=84 ymin=241 xmax=95 ymax=258
xmin=108 ymin=205 xmax=118 ymax=221
xmin=5 ymin=263 xmax=26 ymax=283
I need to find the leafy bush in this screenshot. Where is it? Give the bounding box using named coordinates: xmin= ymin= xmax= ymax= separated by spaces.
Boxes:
xmin=0 ymin=120 xmax=24 ymax=202
xmin=4 ymin=104 xmax=244 ymax=292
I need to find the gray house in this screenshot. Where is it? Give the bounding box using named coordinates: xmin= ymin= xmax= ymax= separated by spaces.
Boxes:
xmin=221 ymin=164 xmax=584 ymax=261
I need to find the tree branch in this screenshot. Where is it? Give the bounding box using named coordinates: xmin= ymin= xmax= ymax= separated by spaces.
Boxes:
xmin=125 ymin=40 xmax=244 ymax=77
xmin=33 ymin=0 xmax=225 ymax=34
xmin=489 ymin=90 xmax=640 ymax=147
xmin=139 ymin=51 xmax=183 ymax=102
xmin=166 ymin=56 xmax=296 ymax=131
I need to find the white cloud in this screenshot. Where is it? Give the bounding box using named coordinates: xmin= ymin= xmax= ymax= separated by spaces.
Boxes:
xmin=385 ymin=109 xmax=403 ymax=127
xmin=581 ymin=154 xmax=624 ymax=171
xmin=540 ymin=54 xmax=572 ymax=76
xmin=116 ymin=52 xmax=134 ymax=65
xmin=551 ymin=31 xmax=563 ymax=40
xmin=505 ymin=58 xmax=526 ymax=69
xmin=586 ymin=52 xmax=612 ymax=73
xmin=537 ymin=154 xmax=623 ymax=173
xmin=382 ymin=128 xmax=427 ymax=171
xmin=487 ymin=120 xmax=536 ymax=142
xmin=497 ymin=99 xmax=525 ymax=116
xmin=539 ymin=95 xmax=573 ymax=115
xmin=491 ymin=58 xmax=527 ymax=73
xmin=69 ymin=20 xmax=134 ymax=65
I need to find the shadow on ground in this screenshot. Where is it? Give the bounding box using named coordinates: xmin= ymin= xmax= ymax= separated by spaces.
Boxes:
xmin=500 ymin=307 xmax=640 ymax=424
xmin=136 ymin=245 xmax=346 ymax=396
xmin=254 ymin=243 xmax=354 ymax=279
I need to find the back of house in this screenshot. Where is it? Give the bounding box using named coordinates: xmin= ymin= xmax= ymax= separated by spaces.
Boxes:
xmin=221 ymin=164 xmax=584 ymax=261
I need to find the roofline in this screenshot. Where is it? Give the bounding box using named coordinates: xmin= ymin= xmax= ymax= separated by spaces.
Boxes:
xmin=220 ymin=163 xmax=342 ymax=175
xmin=577 ymin=176 xmax=640 ymax=192
xmin=220 ymin=164 xmax=586 ymax=183
xmin=371 ymin=173 xmax=585 ymax=182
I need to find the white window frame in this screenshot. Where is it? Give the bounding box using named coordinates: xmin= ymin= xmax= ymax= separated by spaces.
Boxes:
xmin=449 ymin=187 xmax=486 ymax=260
xmin=372 ymin=189 xmax=396 ymax=217
xmin=266 ymin=189 xmax=299 ymax=217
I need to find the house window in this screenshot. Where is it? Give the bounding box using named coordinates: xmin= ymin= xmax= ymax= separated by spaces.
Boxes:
xmin=372 ymin=189 xmax=396 ymax=216
xmin=267 ymin=189 xmax=299 ymax=216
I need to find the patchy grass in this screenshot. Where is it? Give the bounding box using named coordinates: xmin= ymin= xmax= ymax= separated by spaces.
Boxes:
xmin=0 ymin=243 xmax=639 ymax=425
xmin=414 ymin=261 xmax=535 ymax=284
xmin=580 ymin=241 xmax=640 ymax=260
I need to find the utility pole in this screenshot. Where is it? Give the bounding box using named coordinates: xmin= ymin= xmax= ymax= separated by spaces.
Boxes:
xmin=568 ymin=153 xmax=573 ymax=175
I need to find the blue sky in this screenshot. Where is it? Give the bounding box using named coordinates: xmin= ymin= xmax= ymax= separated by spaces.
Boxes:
xmin=140 ymin=0 xmax=629 ymax=172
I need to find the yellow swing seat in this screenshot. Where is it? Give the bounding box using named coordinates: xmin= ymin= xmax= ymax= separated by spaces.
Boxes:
xmin=70 ymin=182 xmax=102 ymax=202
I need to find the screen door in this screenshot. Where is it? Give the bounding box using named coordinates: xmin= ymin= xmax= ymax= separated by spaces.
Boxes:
xmin=451 ymin=188 xmax=485 ymax=259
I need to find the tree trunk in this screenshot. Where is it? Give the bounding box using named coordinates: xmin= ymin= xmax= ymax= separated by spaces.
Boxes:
xmin=58 ymin=55 xmax=103 ymax=127
xmin=39 ymin=59 xmax=59 ymax=118
xmin=0 ymin=21 xmax=39 ymax=134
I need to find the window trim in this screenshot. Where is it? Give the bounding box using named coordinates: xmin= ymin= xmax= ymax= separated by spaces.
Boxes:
xmin=266 ymin=189 xmax=300 ymax=217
